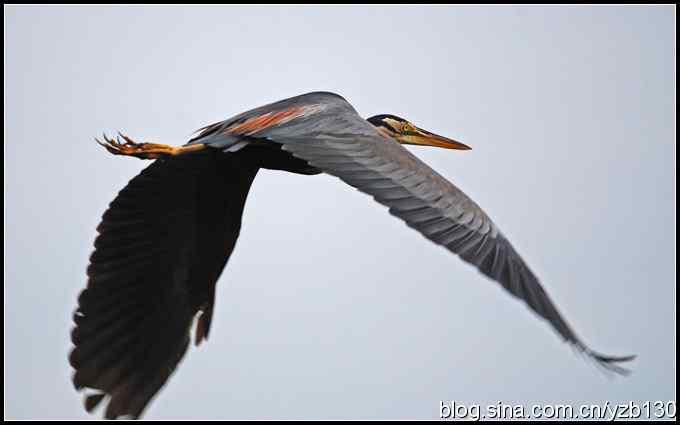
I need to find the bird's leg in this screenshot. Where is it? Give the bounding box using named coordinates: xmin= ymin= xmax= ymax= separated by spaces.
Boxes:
xmin=96 ymin=133 xmax=206 ymax=160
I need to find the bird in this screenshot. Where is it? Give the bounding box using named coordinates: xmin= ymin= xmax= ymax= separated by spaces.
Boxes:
xmin=70 ymin=91 xmax=635 ymax=419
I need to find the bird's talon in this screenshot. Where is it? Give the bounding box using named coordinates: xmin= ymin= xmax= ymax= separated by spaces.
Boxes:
xmin=96 ymin=133 xmax=152 ymax=159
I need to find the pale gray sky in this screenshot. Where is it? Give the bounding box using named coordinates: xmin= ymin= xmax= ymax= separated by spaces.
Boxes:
xmin=5 ymin=5 xmax=675 ymax=420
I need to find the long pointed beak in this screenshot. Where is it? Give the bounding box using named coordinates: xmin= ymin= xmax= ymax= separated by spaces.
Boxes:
xmin=402 ymin=129 xmax=471 ymax=150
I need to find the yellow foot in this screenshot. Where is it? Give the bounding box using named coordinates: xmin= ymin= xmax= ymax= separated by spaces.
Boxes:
xmin=96 ymin=133 xmax=205 ymax=160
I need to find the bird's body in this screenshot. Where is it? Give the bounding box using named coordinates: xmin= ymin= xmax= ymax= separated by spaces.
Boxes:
xmin=71 ymin=91 xmax=634 ymax=419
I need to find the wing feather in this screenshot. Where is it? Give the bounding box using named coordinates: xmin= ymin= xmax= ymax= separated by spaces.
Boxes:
xmin=70 ymin=153 xmax=258 ymax=418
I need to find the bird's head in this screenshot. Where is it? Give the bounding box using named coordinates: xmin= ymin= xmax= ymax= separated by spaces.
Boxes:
xmin=366 ymin=114 xmax=470 ymax=150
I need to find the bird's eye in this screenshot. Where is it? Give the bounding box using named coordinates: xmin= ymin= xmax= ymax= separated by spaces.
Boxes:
xmin=402 ymin=123 xmax=413 ymax=133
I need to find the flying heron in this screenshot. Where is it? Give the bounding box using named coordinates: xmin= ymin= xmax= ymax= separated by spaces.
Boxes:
xmin=70 ymin=91 xmax=635 ymax=419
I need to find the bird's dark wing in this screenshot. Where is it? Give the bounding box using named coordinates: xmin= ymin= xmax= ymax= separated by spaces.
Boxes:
xmin=190 ymin=94 xmax=634 ymax=374
xmin=70 ymin=152 xmax=258 ymax=419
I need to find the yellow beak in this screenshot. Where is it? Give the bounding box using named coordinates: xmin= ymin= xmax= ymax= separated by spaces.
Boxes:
xmin=400 ymin=128 xmax=471 ymax=150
